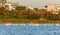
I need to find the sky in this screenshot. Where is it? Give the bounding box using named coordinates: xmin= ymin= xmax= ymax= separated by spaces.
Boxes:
xmin=7 ymin=0 xmax=60 ymax=9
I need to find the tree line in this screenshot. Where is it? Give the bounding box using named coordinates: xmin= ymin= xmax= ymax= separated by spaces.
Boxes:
xmin=0 ymin=6 xmax=60 ymax=20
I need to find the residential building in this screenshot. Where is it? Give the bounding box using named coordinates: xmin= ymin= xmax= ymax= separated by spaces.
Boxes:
xmin=44 ymin=4 xmax=60 ymax=14
xmin=4 ymin=3 xmax=15 ymax=10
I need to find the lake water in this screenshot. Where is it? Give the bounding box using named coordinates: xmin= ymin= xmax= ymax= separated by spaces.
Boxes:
xmin=0 ymin=24 xmax=60 ymax=35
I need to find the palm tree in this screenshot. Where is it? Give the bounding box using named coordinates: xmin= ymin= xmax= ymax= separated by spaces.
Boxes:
xmin=2 ymin=0 xmax=7 ymax=7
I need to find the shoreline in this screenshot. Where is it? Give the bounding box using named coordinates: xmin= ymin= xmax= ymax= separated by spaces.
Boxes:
xmin=1 ymin=23 xmax=60 ymax=26
xmin=0 ymin=18 xmax=60 ymax=24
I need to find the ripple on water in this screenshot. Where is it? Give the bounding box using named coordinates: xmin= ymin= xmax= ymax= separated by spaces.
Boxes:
xmin=0 ymin=24 xmax=60 ymax=35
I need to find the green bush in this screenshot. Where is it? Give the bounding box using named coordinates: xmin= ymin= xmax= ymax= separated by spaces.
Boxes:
xmin=0 ymin=7 xmax=17 ymax=18
xmin=16 ymin=9 xmax=40 ymax=19
xmin=46 ymin=12 xmax=59 ymax=20
xmin=0 ymin=6 xmax=60 ymax=20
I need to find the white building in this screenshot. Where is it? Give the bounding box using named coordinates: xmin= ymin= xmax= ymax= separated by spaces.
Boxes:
xmin=4 ymin=3 xmax=15 ymax=10
xmin=44 ymin=4 xmax=60 ymax=11
xmin=28 ymin=7 xmax=33 ymax=10
xmin=44 ymin=4 xmax=60 ymax=14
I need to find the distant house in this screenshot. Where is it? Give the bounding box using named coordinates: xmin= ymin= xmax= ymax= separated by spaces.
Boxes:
xmin=26 ymin=6 xmax=33 ymax=10
xmin=28 ymin=7 xmax=33 ymax=10
xmin=4 ymin=3 xmax=15 ymax=10
xmin=0 ymin=0 xmax=15 ymax=10
xmin=44 ymin=4 xmax=60 ymax=14
xmin=52 ymin=8 xmax=59 ymax=14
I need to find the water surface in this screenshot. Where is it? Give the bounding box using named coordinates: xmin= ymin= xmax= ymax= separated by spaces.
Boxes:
xmin=0 ymin=24 xmax=60 ymax=35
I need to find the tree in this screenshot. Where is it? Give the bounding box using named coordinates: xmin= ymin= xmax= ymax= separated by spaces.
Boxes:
xmin=33 ymin=8 xmax=39 ymax=11
xmin=0 ymin=7 xmax=17 ymax=18
xmin=44 ymin=5 xmax=48 ymax=8
xmin=16 ymin=9 xmax=40 ymax=19
xmin=46 ymin=12 xmax=59 ymax=20
xmin=15 ymin=6 xmax=26 ymax=11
